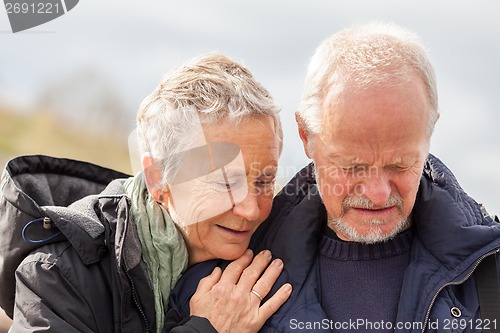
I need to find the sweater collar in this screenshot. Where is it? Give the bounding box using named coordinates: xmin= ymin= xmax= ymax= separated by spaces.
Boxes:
xmin=320 ymin=225 xmax=415 ymax=261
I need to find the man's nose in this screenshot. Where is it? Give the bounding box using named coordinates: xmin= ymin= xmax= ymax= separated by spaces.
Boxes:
xmin=356 ymin=174 xmax=392 ymax=207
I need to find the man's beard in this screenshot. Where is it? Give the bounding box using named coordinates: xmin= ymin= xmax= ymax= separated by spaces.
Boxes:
xmin=327 ymin=194 xmax=411 ymax=244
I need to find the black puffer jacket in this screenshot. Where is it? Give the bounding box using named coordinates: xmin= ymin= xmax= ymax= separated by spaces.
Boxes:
xmin=0 ymin=155 xmax=213 ymax=333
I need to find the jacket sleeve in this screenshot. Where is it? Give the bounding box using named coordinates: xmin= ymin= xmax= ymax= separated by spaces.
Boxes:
xmin=9 ymin=248 xmax=103 ymax=333
xmin=169 ymin=317 xmax=217 ymax=333
xmin=164 ymin=308 xmax=217 ymax=333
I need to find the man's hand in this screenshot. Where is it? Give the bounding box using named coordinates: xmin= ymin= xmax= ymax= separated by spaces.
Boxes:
xmin=189 ymin=249 xmax=292 ymax=333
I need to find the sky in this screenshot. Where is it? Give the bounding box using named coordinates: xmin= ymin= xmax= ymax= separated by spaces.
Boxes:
xmin=1 ymin=0 xmax=499 ymax=214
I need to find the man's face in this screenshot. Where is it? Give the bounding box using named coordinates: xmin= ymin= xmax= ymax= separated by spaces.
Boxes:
xmin=167 ymin=116 xmax=280 ymax=264
xmin=302 ymin=77 xmax=430 ymax=243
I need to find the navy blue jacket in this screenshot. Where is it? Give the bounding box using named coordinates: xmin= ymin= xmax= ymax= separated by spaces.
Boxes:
xmin=167 ymin=154 xmax=500 ymax=332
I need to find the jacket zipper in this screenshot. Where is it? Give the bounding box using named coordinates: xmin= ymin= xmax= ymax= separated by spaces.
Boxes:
xmin=125 ymin=268 xmax=151 ymax=333
xmin=420 ymin=249 xmax=500 ymax=333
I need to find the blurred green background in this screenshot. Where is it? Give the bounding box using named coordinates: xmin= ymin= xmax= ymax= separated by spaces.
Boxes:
xmin=0 ymin=107 xmax=131 ymax=174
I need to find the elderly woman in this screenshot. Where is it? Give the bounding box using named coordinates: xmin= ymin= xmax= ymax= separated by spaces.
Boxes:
xmin=0 ymin=53 xmax=291 ymax=333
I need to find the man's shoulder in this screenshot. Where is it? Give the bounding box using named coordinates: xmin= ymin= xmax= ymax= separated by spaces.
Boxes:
xmin=250 ymin=163 xmax=326 ymax=253
xmin=265 ymin=163 xmax=320 ymax=223
xmin=276 ymin=163 xmax=317 ymax=202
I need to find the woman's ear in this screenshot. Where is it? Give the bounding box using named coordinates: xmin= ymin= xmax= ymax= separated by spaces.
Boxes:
xmin=142 ymin=154 xmax=169 ymax=203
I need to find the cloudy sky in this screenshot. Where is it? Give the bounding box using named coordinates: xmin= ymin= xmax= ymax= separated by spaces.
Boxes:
xmin=1 ymin=0 xmax=499 ymax=213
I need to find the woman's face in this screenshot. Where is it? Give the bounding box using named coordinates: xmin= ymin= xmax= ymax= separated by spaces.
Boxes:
xmin=166 ymin=116 xmax=280 ymax=265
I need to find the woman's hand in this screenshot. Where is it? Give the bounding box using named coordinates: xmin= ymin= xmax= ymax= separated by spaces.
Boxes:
xmin=189 ymin=249 xmax=292 ymax=333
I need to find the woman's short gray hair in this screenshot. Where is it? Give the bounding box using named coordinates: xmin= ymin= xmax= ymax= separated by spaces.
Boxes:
xmin=298 ymin=21 xmax=439 ymax=140
xmin=136 ymin=53 xmax=282 ymax=186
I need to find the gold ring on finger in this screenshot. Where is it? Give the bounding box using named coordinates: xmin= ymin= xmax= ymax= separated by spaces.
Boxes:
xmin=250 ymin=289 xmax=263 ymax=301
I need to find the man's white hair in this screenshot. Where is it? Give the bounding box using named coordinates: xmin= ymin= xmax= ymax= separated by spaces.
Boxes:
xmin=298 ymin=21 xmax=439 ymax=141
xmin=136 ymin=53 xmax=282 ymax=186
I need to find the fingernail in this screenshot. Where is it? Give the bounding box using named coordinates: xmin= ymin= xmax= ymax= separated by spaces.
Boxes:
xmin=284 ymin=283 xmax=292 ymax=293
xmin=245 ymin=249 xmax=253 ymax=256
xmin=273 ymin=258 xmax=283 ymax=268
xmin=261 ymin=250 xmax=272 ymax=259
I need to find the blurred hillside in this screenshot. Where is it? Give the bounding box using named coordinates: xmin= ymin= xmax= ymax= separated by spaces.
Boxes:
xmin=0 ymin=68 xmax=135 ymax=174
xmin=0 ymin=107 xmax=133 ymax=174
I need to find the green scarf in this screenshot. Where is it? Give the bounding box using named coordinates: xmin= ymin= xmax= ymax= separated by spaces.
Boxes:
xmin=123 ymin=174 xmax=188 ymax=333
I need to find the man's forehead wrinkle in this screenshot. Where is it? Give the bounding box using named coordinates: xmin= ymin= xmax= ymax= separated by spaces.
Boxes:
xmin=326 ymin=147 xmax=420 ymax=165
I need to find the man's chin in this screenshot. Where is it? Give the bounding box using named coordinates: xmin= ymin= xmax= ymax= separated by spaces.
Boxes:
xmin=346 ymin=227 xmax=390 ymax=244
xmin=328 ymin=217 xmax=411 ymax=244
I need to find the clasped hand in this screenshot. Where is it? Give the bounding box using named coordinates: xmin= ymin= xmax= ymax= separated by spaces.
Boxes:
xmin=190 ymin=249 xmax=292 ymax=333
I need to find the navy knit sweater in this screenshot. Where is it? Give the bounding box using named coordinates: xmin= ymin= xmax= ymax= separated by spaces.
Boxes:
xmin=319 ymin=226 xmax=414 ymax=332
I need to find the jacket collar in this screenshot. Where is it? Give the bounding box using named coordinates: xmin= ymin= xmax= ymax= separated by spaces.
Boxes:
xmin=41 ymin=179 xmax=129 ymax=265
xmin=413 ymin=154 xmax=500 ymax=271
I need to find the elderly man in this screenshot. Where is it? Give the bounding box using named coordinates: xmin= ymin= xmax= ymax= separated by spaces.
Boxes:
xmin=168 ymin=22 xmax=500 ymax=332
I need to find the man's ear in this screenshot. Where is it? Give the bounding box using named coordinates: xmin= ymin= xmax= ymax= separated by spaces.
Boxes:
xmin=295 ymin=112 xmax=313 ymax=159
xmin=142 ymin=154 xmax=169 ymax=203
